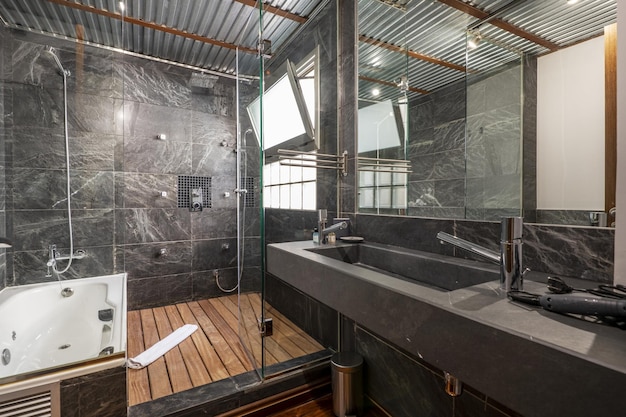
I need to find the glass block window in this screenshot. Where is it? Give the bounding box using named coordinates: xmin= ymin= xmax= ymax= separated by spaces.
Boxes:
xmin=264 ymin=154 xmax=316 ymax=210
xmin=358 ymin=168 xmax=407 ymax=210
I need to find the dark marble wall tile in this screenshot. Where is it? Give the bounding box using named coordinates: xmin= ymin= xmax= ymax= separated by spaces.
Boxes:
xmin=10 ymin=40 xmax=122 ymax=99
xmin=535 ymin=209 xmax=597 ymax=226
xmin=191 ymin=208 xmax=237 ymax=240
xmin=191 ymin=266 xmax=261 ymax=300
xmin=191 ymin=143 xmax=237 ymax=177
xmin=192 ymin=238 xmax=238 ymax=271
xmin=124 ymin=136 xmax=191 ymax=174
xmin=119 ymin=59 xmax=192 ymax=108
xmin=522 ymin=55 xmax=537 ymax=214
xmin=432 ymin=118 xmax=465 ymax=153
xmin=12 ymin=245 xmax=115 ymax=285
xmin=265 ymin=208 xmax=319 ymax=244
xmin=61 ymin=366 xmax=127 ymax=417
xmin=116 ymin=173 xmax=178 ymax=209
xmin=407 ymin=206 xmax=466 ymax=219
xmin=123 ymin=100 xmax=191 ymax=142
xmin=209 ymin=176 xmax=238 ymax=209
xmin=124 ymin=241 xmax=192 ymax=279
xmin=432 ymin=83 xmax=466 ymax=124
xmin=191 ymin=111 xmax=236 ymax=146
xmin=12 ymin=208 xmax=114 ymax=251
xmin=192 ymin=268 xmax=236 ymax=299
xmin=523 ymin=224 xmax=614 ymax=283
xmin=355 ymin=214 xmax=456 ymax=254
xmin=466 ymin=174 xmax=521 ymax=212
xmin=117 ymin=208 xmax=191 ymax=244
xmin=11 ymin=168 xmax=114 ymax=210
xmin=0 ymin=29 xmax=9 ymax=81
xmin=409 ymin=179 xmax=465 ymax=208
xmin=191 ymin=77 xmax=237 ymax=117
xmin=127 ymin=273 xmax=193 ymax=310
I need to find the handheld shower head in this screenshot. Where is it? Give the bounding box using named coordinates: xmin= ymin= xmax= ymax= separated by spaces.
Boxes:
xmin=42 ymin=47 xmax=70 ymax=77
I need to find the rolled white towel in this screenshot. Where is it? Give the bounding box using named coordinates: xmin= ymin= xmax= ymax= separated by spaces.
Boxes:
xmin=127 ymin=324 xmax=198 ymax=369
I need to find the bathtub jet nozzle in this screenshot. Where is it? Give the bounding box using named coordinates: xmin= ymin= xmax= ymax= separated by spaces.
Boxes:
xmin=61 ymin=287 xmax=74 ymax=298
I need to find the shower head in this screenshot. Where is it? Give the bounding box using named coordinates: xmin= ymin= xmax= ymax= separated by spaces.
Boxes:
xmin=42 ymin=46 xmax=70 ymax=77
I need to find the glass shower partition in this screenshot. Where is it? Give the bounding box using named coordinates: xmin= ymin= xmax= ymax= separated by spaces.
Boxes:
xmin=235 ymin=1 xmax=265 ymax=382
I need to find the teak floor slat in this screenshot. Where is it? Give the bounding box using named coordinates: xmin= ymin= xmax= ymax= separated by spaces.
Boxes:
xmin=128 ymin=293 xmax=325 ymax=406
xmin=139 ymin=309 xmax=173 ymax=400
xmin=187 ymin=301 xmax=250 ymax=376
xmin=200 ymin=299 xmax=255 ymax=370
xmin=237 ymin=295 xmax=292 ymax=364
xmin=217 ymin=294 xmax=282 ymax=366
xmin=164 ymin=305 xmax=213 ymax=387
xmin=126 ymin=310 xmax=151 ymax=405
xmin=152 ymin=307 xmax=194 ymax=393
xmin=247 ymin=294 xmax=321 ymax=355
xmin=176 ymin=302 xmax=231 ymax=382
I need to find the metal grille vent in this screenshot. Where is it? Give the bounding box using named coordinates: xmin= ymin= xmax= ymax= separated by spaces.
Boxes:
xmin=177 ymin=176 xmax=212 ymax=209
xmin=0 ymin=390 xmax=54 ymax=417
xmin=241 ymin=177 xmax=255 ymax=208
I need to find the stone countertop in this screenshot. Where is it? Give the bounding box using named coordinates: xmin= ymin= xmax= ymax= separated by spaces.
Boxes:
xmin=267 ymin=240 xmax=626 ymax=417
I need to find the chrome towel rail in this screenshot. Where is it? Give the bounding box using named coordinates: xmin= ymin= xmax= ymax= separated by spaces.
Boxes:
xmin=278 ymin=149 xmax=348 ymax=176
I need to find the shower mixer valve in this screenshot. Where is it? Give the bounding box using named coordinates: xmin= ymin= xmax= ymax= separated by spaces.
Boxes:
xmin=190 ymin=188 xmax=203 ymax=212
xmin=46 ymin=244 xmax=87 ymax=277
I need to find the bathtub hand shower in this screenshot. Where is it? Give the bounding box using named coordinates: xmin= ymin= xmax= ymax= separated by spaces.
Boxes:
xmin=41 ymin=46 xmax=76 ymax=276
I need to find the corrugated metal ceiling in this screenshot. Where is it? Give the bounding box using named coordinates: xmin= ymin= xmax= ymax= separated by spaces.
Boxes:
xmin=358 ymin=0 xmax=616 ymax=101
xmin=0 ymin=0 xmax=617 ymax=97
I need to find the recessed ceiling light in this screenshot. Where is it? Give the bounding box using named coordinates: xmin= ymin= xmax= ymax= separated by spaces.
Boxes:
xmin=372 ymin=88 xmax=380 ymax=96
xmin=566 ymin=0 xmax=579 ymax=5
xmin=118 ymin=1 xmax=126 ymax=12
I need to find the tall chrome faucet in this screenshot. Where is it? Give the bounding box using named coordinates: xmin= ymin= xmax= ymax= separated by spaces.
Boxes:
xmin=317 ymin=209 xmax=349 ymax=244
xmin=437 ymin=217 xmax=528 ymax=292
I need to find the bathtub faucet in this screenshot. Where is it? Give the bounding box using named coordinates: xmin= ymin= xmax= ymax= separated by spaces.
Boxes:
xmin=436 ymin=217 xmax=529 ymax=293
xmin=46 ymin=244 xmax=87 ymax=277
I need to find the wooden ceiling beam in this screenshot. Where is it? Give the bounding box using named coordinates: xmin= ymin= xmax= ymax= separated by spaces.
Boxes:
xmin=436 ymin=0 xmax=560 ymax=52
xmin=232 ymin=0 xmax=308 ymax=24
xmin=360 ymin=35 xmax=467 ymax=73
xmin=44 ymin=0 xmax=258 ymax=54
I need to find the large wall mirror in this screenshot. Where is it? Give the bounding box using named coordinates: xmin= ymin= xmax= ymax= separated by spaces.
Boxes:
xmin=357 ymin=0 xmax=617 ymax=227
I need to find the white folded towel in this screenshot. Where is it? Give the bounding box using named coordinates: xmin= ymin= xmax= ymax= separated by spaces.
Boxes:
xmin=127 ymin=324 xmax=198 ymax=369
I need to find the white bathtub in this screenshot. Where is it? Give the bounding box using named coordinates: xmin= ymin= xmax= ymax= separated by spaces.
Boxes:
xmin=0 ymin=273 xmax=127 ymax=383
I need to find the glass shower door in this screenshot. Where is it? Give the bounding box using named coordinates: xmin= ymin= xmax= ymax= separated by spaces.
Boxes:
xmin=235 ymin=0 xmax=265 ymax=381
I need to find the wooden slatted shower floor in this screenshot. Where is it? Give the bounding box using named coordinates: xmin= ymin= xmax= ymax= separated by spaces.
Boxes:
xmin=127 ymin=292 xmax=324 ymax=406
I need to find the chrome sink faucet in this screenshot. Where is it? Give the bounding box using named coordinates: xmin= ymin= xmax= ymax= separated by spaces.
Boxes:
xmin=317 ymin=209 xmax=349 ymax=244
xmin=321 ymin=221 xmax=349 ymax=244
xmin=437 ymin=217 xmax=528 ymax=292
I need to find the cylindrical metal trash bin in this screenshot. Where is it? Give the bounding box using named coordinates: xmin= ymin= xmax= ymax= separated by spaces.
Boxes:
xmin=331 ymin=352 xmax=363 ymax=417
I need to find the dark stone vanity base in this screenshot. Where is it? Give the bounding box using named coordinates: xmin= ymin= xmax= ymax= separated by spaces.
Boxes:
xmin=268 ymin=240 xmax=626 ymax=417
